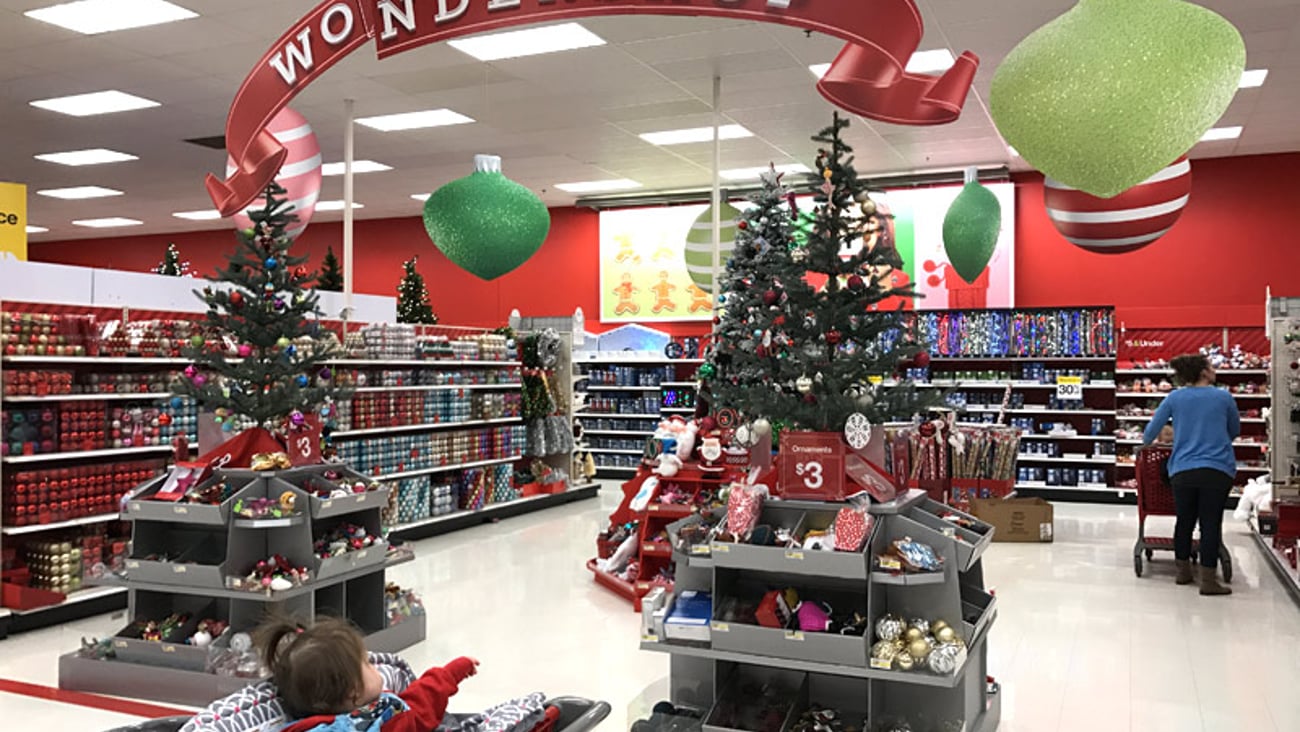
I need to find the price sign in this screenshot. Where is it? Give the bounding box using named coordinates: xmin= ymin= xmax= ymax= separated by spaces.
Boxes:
xmin=779 ymin=431 xmax=846 ymax=500
xmin=1056 ymin=376 xmax=1084 ymax=401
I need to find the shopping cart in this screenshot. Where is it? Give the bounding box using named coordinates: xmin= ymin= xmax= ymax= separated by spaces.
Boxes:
xmin=102 ymin=697 xmax=611 ymax=732
xmin=1133 ymin=445 xmax=1233 ymax=581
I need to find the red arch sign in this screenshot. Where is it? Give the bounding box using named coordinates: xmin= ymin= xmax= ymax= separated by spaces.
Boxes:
xmin=208 ymin=0 xmax=979 ymax=216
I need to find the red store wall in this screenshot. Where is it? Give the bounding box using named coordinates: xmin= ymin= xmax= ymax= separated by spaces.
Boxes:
xmin=29 ymin=153 xmax=1300 ymax=331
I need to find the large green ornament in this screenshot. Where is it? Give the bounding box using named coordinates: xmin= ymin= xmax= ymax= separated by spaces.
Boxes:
xmin=683 ymin=201 xmax=741 ymax=294
xmin=942 ymin=174 xmax=1001 ymax=284
xmin=989 ymin=0 xmax=1244 ymax=198
xmin=422 ymin=155 xmax=551 ymax=280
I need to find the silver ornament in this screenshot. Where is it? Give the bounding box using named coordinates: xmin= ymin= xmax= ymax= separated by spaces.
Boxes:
xmin=875 ymin=614 xmax=907 ymax=643
xmin=796 ymin=374 xmax=814 ymax=394
xmin=928 ymin=642 xmax=962 ymax=675
xmin=909 ymin=618 xmax=930 ymax=636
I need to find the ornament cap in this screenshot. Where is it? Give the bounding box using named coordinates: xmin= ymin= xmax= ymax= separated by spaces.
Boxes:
xmin=473 ymin=154 xmax=503 ymax=174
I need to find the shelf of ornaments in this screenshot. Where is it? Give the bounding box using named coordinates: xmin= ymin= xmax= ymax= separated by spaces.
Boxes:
xmin=640 ymin=491 xmax=998 ymax=730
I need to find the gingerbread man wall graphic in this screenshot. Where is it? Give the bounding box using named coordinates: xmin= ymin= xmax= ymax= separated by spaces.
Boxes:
xmin=651 ymin=271 xmax=677 ymax=314
xmin=613 ymin=273 xmax=640 ymax=315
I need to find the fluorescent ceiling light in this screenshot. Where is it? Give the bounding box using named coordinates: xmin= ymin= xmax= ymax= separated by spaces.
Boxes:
xmin=315 ymin=200 xmax=365 ymax=211
xmin=555 ymin=179 xmax=642 ymax=194
xmin=640 ymin=124 xmax=752 ymax=146
xmin=30 ymin=90 xmax=160 ymax=117
xmin=355 ymin=109 xmax=474 ymax=132
xmin=448 ymin=22 xmax=605 ymax=62
xmin=73 ymin=217 xmax=142 ymax=228
xmin=810 ymin=49 xmax=954 ymax=79
xmin=1200 ymin=126 xmax=1242 ymax=142
xmin=35 ymin=148 xmax=137 ymax=166
xmin=1239 ymin=69 xmax=1269 ymax=88
xmin=25 ymin=0 xmax=197 ymax=35
xmin=37 ymin=185 xmax=123 ymax=199
xmin=720 ymin=164 xmax=812 ymax=181
xmin=321 ymin=160 xmax=392 ymax=176
xmin=26 ymin=226 xmax=49 ymax=234
xmin=410 ymin=193 xmax=430 ymax=202
xmin=906 ymin=49 xmax=956 ymax=74
xmin=172 ymin=210 xmax=222 ymax=221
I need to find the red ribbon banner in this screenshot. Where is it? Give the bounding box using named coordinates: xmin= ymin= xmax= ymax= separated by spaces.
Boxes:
xmin=208 ymin=0 xmax=979 ymax=216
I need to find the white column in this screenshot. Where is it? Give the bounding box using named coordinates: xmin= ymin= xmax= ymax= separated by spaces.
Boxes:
xmin=711 ymin=75 xmax=722 ymax=322
xmin=343 ymin=98 xmax=356 ymax=320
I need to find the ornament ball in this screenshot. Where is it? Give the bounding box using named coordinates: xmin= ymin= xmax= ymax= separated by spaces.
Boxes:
xmin=289 ymin=410 xmax=306 ymax=427
xmin=826 ymin=330 xmax=843 ymax=346
xmin=190 ymin=335 xmax=205 ymax=348
xmin=294 ymin=266 xmax=307 ymax=279
xmin=697 ymin=363 xmax=717 ymax=380
xmin=183 ymin=365 xmax=197 ymax=378
xmin=276 ymin=337 xmax=291 ymax=349
xmin=847 ymin=274 xmax=865 ymax=292
xmin=295 ymin=375 xmax=309 ymax=387
xmin=229 ymin=291 xmax=244 ymax=307
xmin=265 ymin=257 xmax=278 ymax=269
xmin=763 ymin=289 xmax=779 ymax=307
xmin=319 ymin=367 xmax=333 ymax=380
xmin=158 ymin=413 xmax=173 ymax=427
xmin=238 ymin=344 xmax=253 ymax=358
xmin=914 ymin=351 xmax=931 ymax=368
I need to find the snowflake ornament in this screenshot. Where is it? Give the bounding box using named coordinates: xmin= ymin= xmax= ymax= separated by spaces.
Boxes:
xmin=844 ymin=413 xmax=872 ymax=450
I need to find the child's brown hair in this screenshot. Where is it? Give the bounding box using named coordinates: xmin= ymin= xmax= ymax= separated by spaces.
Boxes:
xmin=255 ymin=617 xmax=367 ymax=718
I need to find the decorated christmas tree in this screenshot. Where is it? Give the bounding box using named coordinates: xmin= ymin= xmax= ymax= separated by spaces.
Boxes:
xmin=317 ymin=245 xmax=343 ymax=292
xmin=175 ymin=182 xmax=345 ymax=430
xmin=703 ymin=115 xmax=941 ymax=432
xmin=156 ymin=243 xmax=188 ymax=276
xmin=396 ymin=257 xmax=437 ymax=324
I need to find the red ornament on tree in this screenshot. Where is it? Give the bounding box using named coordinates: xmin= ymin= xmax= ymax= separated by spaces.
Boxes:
xmin=846 ymin=274 xmax=865 ymax=292
xmin=737 ymin=220 xmax=748 ymax=230
xmin=763 ymin=289 xmax=780 ymax=307
xmin=913 ymin=351 xmax=931 ymax=368
xmin=229 ymin=291 xmax=244 ymax=308
xmin=294 ymin=265 xmax=308 ymax=279
xmin=826 ymin=330 xmax=843 ymax=346
xmin=802 ymin=393 xmax=818 ymax=404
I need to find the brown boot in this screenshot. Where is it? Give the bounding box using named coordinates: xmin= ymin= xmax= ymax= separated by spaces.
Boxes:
xmin=1199 ymin=566 xmax=1232 ymax=596
xmin=1175 ymin=560 xmax=1194 ymax=585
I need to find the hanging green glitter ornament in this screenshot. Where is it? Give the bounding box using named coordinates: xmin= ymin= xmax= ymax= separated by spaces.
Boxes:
xmin=422 ymin=155 xmax=551 ymax=280
xmin=989 ymin=0 xmax=1244 ymax=198
xmin=942 ymin=169 xmax=1002 ymax=284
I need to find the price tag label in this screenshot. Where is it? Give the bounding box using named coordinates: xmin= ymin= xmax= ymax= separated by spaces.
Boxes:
xmin=641 ymin=634 xmax=658 ymax=643
xmin=648 ymin=504 xmax=660 ymax=513
xmin=711 ymin=543 xmax=730 ymax=553
xmin=643 ymin=544 xmax=656 ymax=553
xmin=878 ymin=556 xmax=902 ymax=571
xmin=1056 ymin=376 xmax=1084 ymax=401
xmin=784 ymin=550 xmax=805 ymax=561
xmin=127 ymin=560 xmax=140 ymax=570
xmin=711 ymin=622 xmax=730 ymax=632
xmin=173 ymin=565 xmax=187 ymax=573
xmin=355 ymin=494 xmax=367 ymax=504
xmin=172 ymin=506 xmax=189 ymax=515
xmin=690 ymin=545 xmax=710 ymax=555
xmin=162 ymin=645 xmax=176 ymax=654
xmin=869 ymin=658 xmax=893 ymax=670
xmin=784 ymin=630 xmax=805 ymax=641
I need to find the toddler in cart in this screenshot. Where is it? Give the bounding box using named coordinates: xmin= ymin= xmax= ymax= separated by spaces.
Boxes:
xmin=256 ymin=617 xmax=478 ymax=732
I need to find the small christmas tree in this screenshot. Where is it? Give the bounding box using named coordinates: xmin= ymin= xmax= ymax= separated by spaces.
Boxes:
xmin=317 ymin=245 xmax=343 ymax=292
xmin=156 ymin=243 xmax=188 ymax=276
xmin=175 ymin=182 xmax=345 ymax=429
xmin=396 ymin=257 xmax=437 ymax=324
xmin=703 ymin=115 xmax=941 ymax=432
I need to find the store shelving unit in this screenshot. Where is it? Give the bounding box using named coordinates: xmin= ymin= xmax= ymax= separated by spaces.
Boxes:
xmin=642 ymin=490 xmax=999 ymax=730
xmin=57 ymin=466 xmax=425 ymax=706
xmin=926 ymin=355 xmax=1125 ymax=500
xmin=1252 ymin=298 xmax=1300 ymax=605
xmin=573 ymin=354 xmax=703 ymax=477
xmin=1113 ymin=367 xmax=1271 ymax=489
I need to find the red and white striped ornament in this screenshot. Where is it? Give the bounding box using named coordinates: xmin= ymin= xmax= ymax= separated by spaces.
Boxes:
xmin=1044 ymin=156 xmax=1191 ymax=254
xmin=228 ymin=107 xmax=322 ymax=239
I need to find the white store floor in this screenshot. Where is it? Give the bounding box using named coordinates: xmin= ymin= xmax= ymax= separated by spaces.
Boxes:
xmin=2 ymin=484 xmax=1298 ymax=731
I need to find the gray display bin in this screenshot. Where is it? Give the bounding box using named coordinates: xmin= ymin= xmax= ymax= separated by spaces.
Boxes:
xmin=111 ymin=593 xmax=226 ymax=672
xmin=125 ymin=473 xmax=261 ymax=526
xmin=960 ymin=584 xmax=997 ymax=647
xmin=906 ymin=500 xmax=992 ymax=574
xmin=275 ymin=465 xmax=389 ymax=519
xmin=869 ymin=512 xmax=954 ymax=586
xmin=712 ymin=572 xmax=870 ymax=667
xmin=124 ymin=524 xmax=228 ymax=589
xmin=703 ymin=665 xmax=807 ymax=732
xmin=313 ymin=511 xmax=388 ymax=580
xmin=711 ymin=505 xmax=871 ymax=580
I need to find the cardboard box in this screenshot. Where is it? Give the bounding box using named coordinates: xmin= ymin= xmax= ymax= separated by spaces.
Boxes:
xmin=971 ymin=497 xmax=1054 ymax=543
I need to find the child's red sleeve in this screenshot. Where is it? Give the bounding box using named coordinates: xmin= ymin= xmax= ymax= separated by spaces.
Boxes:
xmin=381 ymin=658 xmax=477 ymax=732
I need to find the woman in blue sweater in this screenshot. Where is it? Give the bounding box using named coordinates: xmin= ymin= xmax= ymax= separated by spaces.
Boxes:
xmin=1143 ymin=353 xmax=1238 ymax=595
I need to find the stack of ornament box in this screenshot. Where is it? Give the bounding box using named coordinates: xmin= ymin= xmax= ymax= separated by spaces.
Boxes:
xmin=640 ymin=490 xmax=1001 ymax=731
xmin=57 ymin=463 xmax=426 ymax=707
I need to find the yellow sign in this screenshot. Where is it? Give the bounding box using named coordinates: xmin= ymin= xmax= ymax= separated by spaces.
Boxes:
xmin=0 ymin=182 xmax=28 ymax=261
xmin=1056 ymin=375 xmax=1084 ymax=401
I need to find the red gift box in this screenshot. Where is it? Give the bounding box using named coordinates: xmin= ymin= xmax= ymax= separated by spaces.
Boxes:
xmin=756 ymin=588 xmax=797 ymax=629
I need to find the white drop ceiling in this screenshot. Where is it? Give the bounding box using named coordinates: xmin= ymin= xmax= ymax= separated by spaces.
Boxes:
xmin=2 ymin=0 xmax=1297 ymax=241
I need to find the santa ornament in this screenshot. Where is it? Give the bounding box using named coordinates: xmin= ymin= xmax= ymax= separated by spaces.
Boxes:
xmin=1044 ymin=157 xmax=1191 ymax=254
